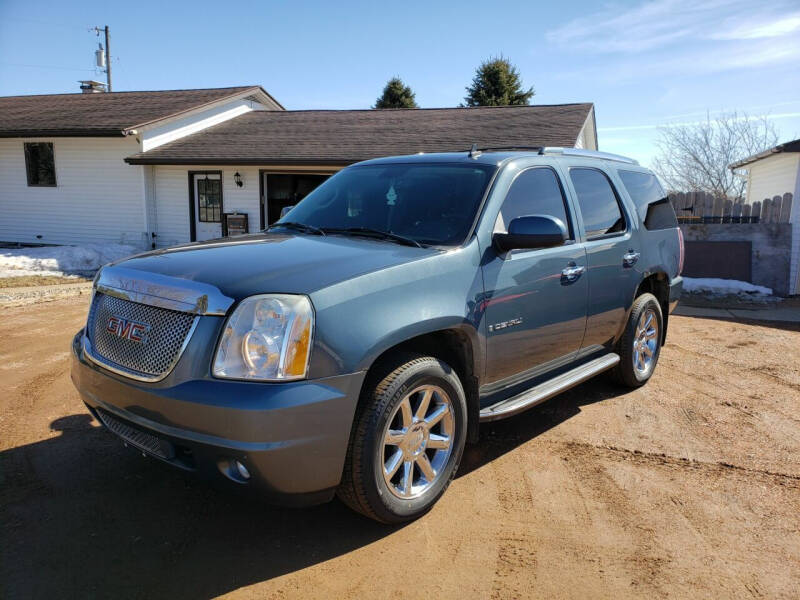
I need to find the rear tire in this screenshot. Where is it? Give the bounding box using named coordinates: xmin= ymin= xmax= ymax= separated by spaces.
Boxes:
xmin=611 ymin=292 xmax=663 ymax=388
xmin=337 ymin=353 xmax=467 ymax=523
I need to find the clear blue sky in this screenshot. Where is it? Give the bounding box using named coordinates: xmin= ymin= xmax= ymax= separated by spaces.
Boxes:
xmin=1 ymin=0 xmax=799 ymax=166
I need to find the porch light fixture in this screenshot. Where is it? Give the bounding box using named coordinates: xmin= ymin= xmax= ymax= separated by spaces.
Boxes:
xmin=234 ymin=172 xmax=243 ymax=188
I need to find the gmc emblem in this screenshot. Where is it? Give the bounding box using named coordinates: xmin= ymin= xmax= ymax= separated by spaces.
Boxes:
xmin=106 ymin=315 xmax=151 ymax=344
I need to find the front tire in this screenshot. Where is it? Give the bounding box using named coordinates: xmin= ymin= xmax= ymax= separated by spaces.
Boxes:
xmin=337 ymin=354 xmax=467 ymax=523
xmin=611 ymin=292 xmax=663 ymax=388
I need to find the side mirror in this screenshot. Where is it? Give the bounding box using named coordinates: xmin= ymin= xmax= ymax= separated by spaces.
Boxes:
xmin=280 ymin=205 xmax=295 ymax=218
xmin=493 ymin=215 xmax=567 ymax=253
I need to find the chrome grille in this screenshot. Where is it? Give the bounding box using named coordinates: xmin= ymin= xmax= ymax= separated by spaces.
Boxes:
xmin=97 ymin=409 xmax=169 ymax=459
xmin=87 ymin=292 xmax=196 ymax=379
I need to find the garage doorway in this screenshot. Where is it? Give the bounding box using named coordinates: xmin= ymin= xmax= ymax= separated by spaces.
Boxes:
xmin=260 ymin=172 xmax=331 ymax=228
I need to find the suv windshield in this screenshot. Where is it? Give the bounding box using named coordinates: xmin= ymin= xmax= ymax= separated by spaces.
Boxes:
xmin=275 ymin=163 xmax=496 ymax=246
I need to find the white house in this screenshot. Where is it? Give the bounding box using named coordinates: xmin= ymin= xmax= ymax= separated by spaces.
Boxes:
xmin=731 ymin=138 xmax=800 ymax=294
xmin=0 ymin=84 xmax=598 ymax=249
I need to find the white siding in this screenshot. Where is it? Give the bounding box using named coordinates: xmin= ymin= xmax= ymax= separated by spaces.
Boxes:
xmin=746 ymin=153 xmax=800 ymax=203
xmin=152 ymin=166 xmax=261 ymax=247
xmin=153 ymin=166 xmax=192 ymax=247
xmin=0 ymin=137 xmax=146 ymax=246
xmin=140 ymin=99 xmax=265 ymax=152
xmin=744 ymin=153 xmax=800 ymax=294
xmin=575 ymin=109 xmax=598 ymax=151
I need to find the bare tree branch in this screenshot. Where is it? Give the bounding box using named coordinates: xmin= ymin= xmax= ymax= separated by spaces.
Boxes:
xmin=651 ymin=111 xmax=778 ymax=199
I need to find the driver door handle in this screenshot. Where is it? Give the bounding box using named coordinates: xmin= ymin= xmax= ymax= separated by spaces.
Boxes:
xmin=561 ymin=264 xmax=586 ymax=280
xmin=623 ymin=250 xmax=640 ymax=267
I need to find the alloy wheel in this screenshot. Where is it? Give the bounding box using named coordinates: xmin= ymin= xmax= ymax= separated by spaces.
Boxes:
xmin=381 ymin=384 xmax=455 ymax=499
xmin=633 ymin=308 xmax=659 ymax=376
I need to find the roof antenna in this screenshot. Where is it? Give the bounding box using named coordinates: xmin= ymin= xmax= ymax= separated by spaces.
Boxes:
xmin=469 ymin=143 xmax=482 ymax=159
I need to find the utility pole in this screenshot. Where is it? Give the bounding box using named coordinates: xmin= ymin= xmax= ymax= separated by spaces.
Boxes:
xmin=91 ymin=25 xmax=112 ymax=92
xmin=104 ymin=26 xmax=111 ymax=92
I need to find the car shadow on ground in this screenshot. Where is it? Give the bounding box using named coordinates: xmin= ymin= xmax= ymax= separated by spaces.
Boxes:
xmin=458 ymin=377 xmax=622 ymax=478
xmin=1 ymin=377 xmax=621 ymax=599
xmin=1 ymin=414 xmax=399 ymax=599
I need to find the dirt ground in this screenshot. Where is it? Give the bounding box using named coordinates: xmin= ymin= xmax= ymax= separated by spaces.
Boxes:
xmin=1 ymin=296 xmax=799 ymax=599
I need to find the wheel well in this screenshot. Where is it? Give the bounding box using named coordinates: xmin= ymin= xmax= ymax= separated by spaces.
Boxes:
xmin=362 ymin=330 xmax=481 ymax=443
xmin=635 ymin=273 xmax=670 ymax=344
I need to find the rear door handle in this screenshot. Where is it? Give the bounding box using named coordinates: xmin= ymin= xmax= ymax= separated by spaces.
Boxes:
xmin=623 ymin=251 xmax=640 ymax=267
xmin=561 ymin=264 xmax=586 ymax=280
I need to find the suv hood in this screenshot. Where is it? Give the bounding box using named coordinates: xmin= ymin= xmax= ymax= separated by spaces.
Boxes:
xmin=110 ymin=232 xmax=439 ymax=300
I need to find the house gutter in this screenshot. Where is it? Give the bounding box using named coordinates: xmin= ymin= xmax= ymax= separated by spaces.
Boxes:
xmin=730 ymin=147 xmax=783 ymax=170
xmin=124 ymin=156 xmax=357 ymax=166
xmin=730 ymin=139 xmax=800 ymax=170
xmin=0 ymin=129 xmax=127 ymax=138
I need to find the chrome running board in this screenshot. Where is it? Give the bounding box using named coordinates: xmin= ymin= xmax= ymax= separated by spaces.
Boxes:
xmin=479 ymin=353 xmax=620 ymax=422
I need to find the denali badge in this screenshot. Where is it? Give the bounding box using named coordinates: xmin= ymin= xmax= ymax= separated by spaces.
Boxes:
xmin=106 ymin=315 xmax=151 ymax=344
xmin=488 ymin=317 xmax=523 ymax=333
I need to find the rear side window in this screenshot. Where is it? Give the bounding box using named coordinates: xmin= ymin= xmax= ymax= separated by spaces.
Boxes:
xmin=618 ymin=170 xmax=678 ymax=230
xmin=495 ymin=167 xmax=572 ymax=239
xmin=569 ymin=168 xmax=626 ymax=239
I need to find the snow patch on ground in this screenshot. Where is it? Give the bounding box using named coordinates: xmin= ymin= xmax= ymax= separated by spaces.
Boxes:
xmin=683 ymin=277 xmax=772 ymax=296
xmin=0 ymin=244 xmax=140 ymax=278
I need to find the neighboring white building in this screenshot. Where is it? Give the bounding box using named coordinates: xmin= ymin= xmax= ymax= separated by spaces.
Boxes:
xmin=0 ymin=85 xmax=598 ymax=249
xmin=731 ymin=138 xmax=800 ymax=294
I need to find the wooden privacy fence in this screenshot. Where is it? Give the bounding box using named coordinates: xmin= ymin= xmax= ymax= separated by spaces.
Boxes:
xmin=669 ymin=191 xmax=793 ymax=224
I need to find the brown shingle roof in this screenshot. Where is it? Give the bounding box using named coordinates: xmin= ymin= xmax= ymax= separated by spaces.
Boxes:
xmin=125 ymin=103 xmax=594 ymax=165
xmin=0 ymin=86 xmax=278 ymax=137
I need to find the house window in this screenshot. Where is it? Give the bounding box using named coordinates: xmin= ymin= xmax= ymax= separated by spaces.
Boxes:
xmin=197 ymin=176 xmax=222 ymax=222
xmin=24 ymin=142 xmax=56 ymax=186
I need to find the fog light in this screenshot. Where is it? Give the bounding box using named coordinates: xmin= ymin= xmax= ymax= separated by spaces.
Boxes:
xmin=235 ymin=460 xmax=250 ymax=480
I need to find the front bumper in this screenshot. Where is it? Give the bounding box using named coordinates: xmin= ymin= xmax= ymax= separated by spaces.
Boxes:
xmin=71 ymin=330 xmax=365 ymax=506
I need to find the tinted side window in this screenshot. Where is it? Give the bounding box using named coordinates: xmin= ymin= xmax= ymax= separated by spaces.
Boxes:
xmin=495 ymin=167 xmax=572 ymax=239
xmin=618 ymin=170 xmax=678 ymax=230
xmin=569 ymin=168 xmax=626 ymax=239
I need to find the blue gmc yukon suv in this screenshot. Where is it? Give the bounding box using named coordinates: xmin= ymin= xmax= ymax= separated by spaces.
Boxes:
xmin=71 ymin=148 xmax=683 ymax=523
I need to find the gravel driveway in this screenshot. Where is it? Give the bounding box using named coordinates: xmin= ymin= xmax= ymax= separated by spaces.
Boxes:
xmin=1 ymin=296 xmax=798 ymax=599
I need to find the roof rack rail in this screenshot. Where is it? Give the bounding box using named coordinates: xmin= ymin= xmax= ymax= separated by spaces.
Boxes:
xmin=541 ymin=147 xmax=639 ymax=165
xmin=467 ymin=146 xmax=544 ymax=154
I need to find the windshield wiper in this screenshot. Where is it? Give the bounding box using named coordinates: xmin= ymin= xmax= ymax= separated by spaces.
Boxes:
xmin=267 ymin=221 xmax=326 ymax=236
xmin=323 ymin=227 xmax=423 ymax=248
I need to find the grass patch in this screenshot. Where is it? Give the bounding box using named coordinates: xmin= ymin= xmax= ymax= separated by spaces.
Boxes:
xmin=0 ymin=275 xmax=92 ymax=288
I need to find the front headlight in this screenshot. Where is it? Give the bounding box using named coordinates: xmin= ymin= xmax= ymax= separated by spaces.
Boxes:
xmin=212 ymin=294 xmax=314 ymax=381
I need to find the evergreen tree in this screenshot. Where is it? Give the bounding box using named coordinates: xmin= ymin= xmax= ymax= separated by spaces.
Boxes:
xmin=374 ymin=77 xmax=419 ymax=109
xmin=463 ymin=56 xmax=534 ymax=107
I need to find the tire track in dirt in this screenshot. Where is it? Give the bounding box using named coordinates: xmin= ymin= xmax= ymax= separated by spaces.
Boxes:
xmin=555 ymin=440 xmax=800 ymax=484
xmin=669 ymin=342 xmax=800 ymax=394
xmin=488 ymin=450 xmax=539 ymax=600
xmin=550 ymin=439 xmax=798 ymax=599
xmin=552 ymin=444 xmax=671 ymax=598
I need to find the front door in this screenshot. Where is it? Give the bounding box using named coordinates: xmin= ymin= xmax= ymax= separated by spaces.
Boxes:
xmin=192 ymin=172 xmax=223 ymax=241
xmin=481 ymin=166 xmax=588 ymax=387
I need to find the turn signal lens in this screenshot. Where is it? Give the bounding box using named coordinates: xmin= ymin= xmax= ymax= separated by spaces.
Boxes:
xmin=284 ymin=313 xmax=312 ymax=377
xmin=213 ymin=294 xmax=314 ymax=381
